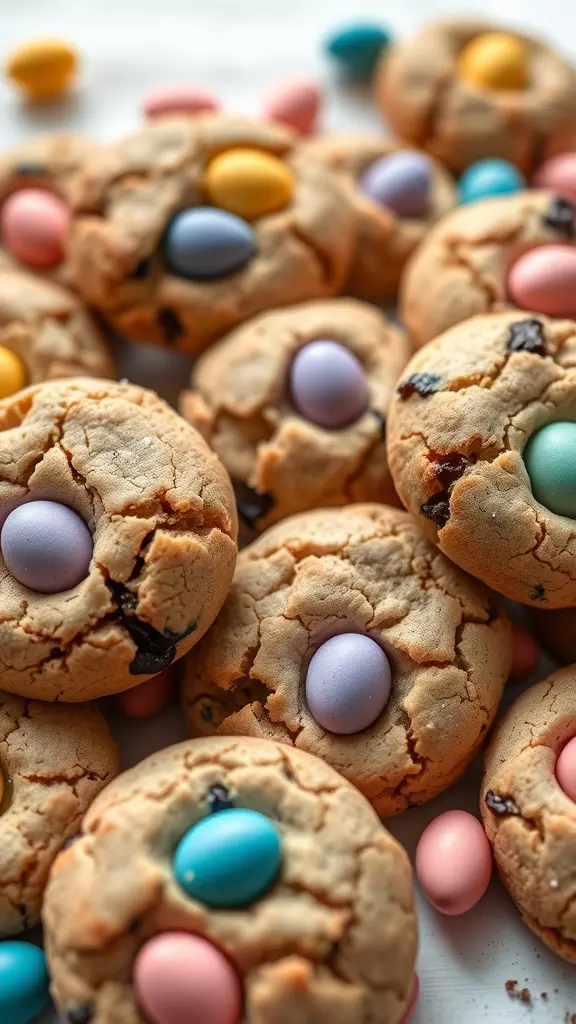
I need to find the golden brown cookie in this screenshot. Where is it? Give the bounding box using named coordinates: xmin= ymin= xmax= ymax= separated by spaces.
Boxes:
xmin=179 ymin=299 xmax=411 ymax=533
xmin=482 ymin=666 xmax=576 ymax=963
xmin=374 ymin=19 xmax=576 ymax=174
xmin=182 ymin=504 xmax=511 ymax=817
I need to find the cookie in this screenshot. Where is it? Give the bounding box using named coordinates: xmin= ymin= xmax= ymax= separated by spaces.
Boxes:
xmin=65 ymin=115 xmax=355 ymax=354
xmin=0 ymin=692 xmax=118 ymax=936
xmin=481 ymin=666 xmax=576 ymax=963
xmin=0 ymin=377 xmax=237 ymax=701
xmin=179 ymin=299 xmax=411 ymax=534
xmin=387 ymin=310 xmax=576 ymax=607
xmin=400 ymin=190 xmax=576 ymax=349
xmin=374 ymin=19 xmax=576 ymax=174
xmin=182 ymin=504 xmax=511 ymax=817
xmin=304 ymin=135 xmax=456 ymax=300
xmin=43 ymin=735 xmax=418 ymax=1024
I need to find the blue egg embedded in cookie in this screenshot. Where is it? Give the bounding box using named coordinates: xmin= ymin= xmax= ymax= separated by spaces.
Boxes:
xmin=173 ymin=807 xmax=282 ymax=908
xmin=163 ymin=207 xmax=256 ymax=280
xmin=0 ymin=941 xmax=50 ymax=1024
xmin=324 ymin=21 xmax=391 ymax=78
xmin=359 ymin=151 xmax=432 ymax=219
xmin=459 ymin=159 xmax=526 ymax=204
xmin=524 ymin=421 xmax=576 ymax=518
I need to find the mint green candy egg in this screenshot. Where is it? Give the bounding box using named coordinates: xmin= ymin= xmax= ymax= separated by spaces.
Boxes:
xmin=524 ymin=422 xmax=576 ymax=517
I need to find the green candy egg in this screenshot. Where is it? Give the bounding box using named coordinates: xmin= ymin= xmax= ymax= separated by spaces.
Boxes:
xmin=524 ymin=421 xmax=576 ymax=517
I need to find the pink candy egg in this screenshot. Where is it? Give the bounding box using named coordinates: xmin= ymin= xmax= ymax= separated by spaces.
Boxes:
xmin=416 ymin=810 xmax=493 ymax=915
xmin=400 ymin=974 xmax=420 ymax=1023
xmin=556 ymin=736 xmax=576 ymax=801
xmin=143 ymin=84 xmax=220 ymax=119
xmin=115 ymin=668 xmax=173 ymax=717
xmin=0 ymin=188 xmax=69 ymax=269
xmin=507 ymin=245 xmax=576 ymax=318
xmin=134 ymin=932 xmax=242 ymax=1024
xmin=262 ymin=78 xmax=320 ymax=135
xmin=533 ymin=153 xmax=576 ymax=200
xmin=509 ymin=621 xmax=540 ymax=679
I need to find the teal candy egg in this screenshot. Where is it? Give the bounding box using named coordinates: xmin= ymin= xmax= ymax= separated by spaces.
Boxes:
xmin=173 ymin=807 xmax=282 ymax=908
xmin=324 ymin=22 xmax=390 ymax=78
xmin=524 ymin=422 xmax=576 ymax=517
xmin=459 ymin=159 xmax=526 ymax=204
xmin=0 ymin=941 xmax=49 ymax=1024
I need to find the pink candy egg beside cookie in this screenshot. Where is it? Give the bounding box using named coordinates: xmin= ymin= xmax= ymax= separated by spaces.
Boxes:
xmin=416 ymin=810 xmax=493 ymax=915
xmin=533 ymin=153 xmax=576 ymax=200
xmin=262 ymin=77 xmax=320 ymax=134
xmin=143 ymin=83 xmax=220 ymax=119
xmin=507 ymin=245 xmax=576 ymax=318
xmin=0 ymin=188 xmax=69 ymax=269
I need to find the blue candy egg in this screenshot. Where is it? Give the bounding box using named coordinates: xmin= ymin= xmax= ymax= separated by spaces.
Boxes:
xmin=324 ymin=21 xmax=391 ymax=78
xmin=459 ymin=159 xmax=526 ymax=204
xmin=173 ymin=807 xmax=282 ymax=908
xmin=163 ymin=206 xmax=256 ymax=280
xmin=0 ymin=941 xmax=49 ymax=1024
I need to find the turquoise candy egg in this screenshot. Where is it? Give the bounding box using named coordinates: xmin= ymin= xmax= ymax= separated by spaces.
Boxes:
xmin=324 ymin=21 xmax=391 ymax=78
xmin=459 ymin=159 xmax=526 ymax=204
xmin=0 ymin=941 xmax=49 ymax=1024
xmin=524 ymin=422 xmax=576 ymax=518
xmin=163 ymin=206 xmax=256 ymax=281
xmin=173 ymin=807 xmax=282 ymax=908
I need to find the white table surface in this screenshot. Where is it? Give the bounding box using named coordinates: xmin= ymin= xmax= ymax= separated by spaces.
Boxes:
xmin=1 ymin=1 xmax=575 ymax=1021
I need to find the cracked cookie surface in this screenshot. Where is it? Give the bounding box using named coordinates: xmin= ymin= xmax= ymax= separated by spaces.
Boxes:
xmin=388 ymin=310 xmax=576 ymax=607
xmin=43 ymin=735 xmax=417 ymax=1024
xmin=482 ymin=666 xmax=576 ymax=963
xmin=0 ymin=690 xmax=118 ymax=936
xmin=182 ymin=504 xmax=511 ymax=816
xmin=0 ymin=377 xmax=237 ymax=700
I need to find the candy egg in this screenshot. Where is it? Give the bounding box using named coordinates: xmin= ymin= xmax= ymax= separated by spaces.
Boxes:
xmin=134 ymin=932 xmax=242 ymax=1024
xmin=359 ymin=150 xmax=432 ymax=219
xmin=262 ymin=78 xmax=320 ymax=135
xmin=204 ymin=148 xmax=294 ymax=221
xmin=507 ymin=245 xmax=576 ymax=318
xmin=0 ymin=346 xmax=27 ymax=399
xmin=289 ymin=340 xmax=369 ymax=429
xmin=324 ymin=21 xmax=391 ymax=78
xmin=143 ymin=83 xmax=220 ymax=119
xmin=0 ymin=941 xmax=49 ymax=1024
xmin=416 ymin=810 xmax=493 ymax=915
xmin=0 ymin=188 xmax=70 ymax=269
xmin=5 ymin=38 xmax=78 ymax=101
xmin=458 ymin=32 xmax=529 ymax=91
xmin=556 ymin=736 xmax=576 ymax=801
xmin=173 ymin=808 xmax=282 ymax=908
xmin=163 ymin=207 xmax=256 ymax=281
xmin=523 ymin=422 xmax=576 ymax=518
xmin=1 ymin=500 xmax=93 ymax=593
xmin=509 ymin=621 xmax=540 ymax=679
xmin=115 ymin=668 xmax=173 ymax=717
xmin=533 ymin=153 xmax=576 ymax=201
xmin=459 ymin=158 xmax=526 ymax=204
xmin=305 ymin=633 xmax=392 ymax=734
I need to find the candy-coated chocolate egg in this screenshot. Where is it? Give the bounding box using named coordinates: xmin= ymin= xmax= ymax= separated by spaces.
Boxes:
xmin=400 ymin=975 xmax=420 ymax=1024
xmin=509 ymin=621 xmax=540 ymax=679
xmin=324 ymin=21 xmax=391 ymax=78
xmin=416 ymin=810 xmax=492 ymax=914
xmin=115 ymin=669 xmax=173 ymax=717
xmin=262 ymin=78 xmax=320 ymax=135
xmin=0 ymin=941 xmax=49 ymax=1024
xmin=173 ymin=808 xmax=282 ymax=908
xmin=1 ymin=500 xmax=93 ymax=593
xmin=507 ymin=245 xmax=576 ymax=318
xmin=0 ymin=188 xmax=69 ymax=269
xmin=305 ymin=633 xmax=391 ymax=734
xmin=524 ymin=422 xmax=576 ymax=518
xmin=163 ymin=207 xmax=256 ymax=280
xmin=533 ymin=153 xmax=576 ymax=201
xmin=0 ymin=346 xmax=27 ymax=399
xmin=6 ymin=38 xmax=77 ymax=101
xmin=204 ymin=148 xmax=294 ymax=221
xmin=143 ymin=83 xmax=220 ymax=119
xmin=134 ymin=932 xmax=242 ymax=1024
xmin=458 ymin=32 xmax=528 ymax=90
xmin=459 ymin=158 xmax=525 ymax=204
xmin=360 ymin=150 xmax=431 ymax=219
xmin=556 ymin=736 xmax=576 ymax=801
xmin=289 ymin=339 xmax=369 ymax=429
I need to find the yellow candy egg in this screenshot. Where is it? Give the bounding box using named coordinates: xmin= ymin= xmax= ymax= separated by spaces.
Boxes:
xmin=204 ymin=148 xmax=294 ymax=221
xmin=458 ymin=32 xmax=528 ymax=91
xmin=6 ymin=38 xmax=78 ymax=101
xmin=0 ymin=347 xmax=27 ymax=399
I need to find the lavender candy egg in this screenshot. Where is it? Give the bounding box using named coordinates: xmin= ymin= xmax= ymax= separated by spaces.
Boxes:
xmin=1 ymin=500 xmax=93 ymax=594
xmin=360 ymin=150 xmax=432 ymax=219
xmin=305 ymin=633 xmax=392 ymax=734
xmin=289 ymin=339 xmax=369 ymax=429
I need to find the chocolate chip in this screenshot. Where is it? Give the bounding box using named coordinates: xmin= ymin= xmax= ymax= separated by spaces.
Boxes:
xmin=531 ymin=584 xmax=546 ymax=602
xmin=109 ymin=582 xmax=197 ymax=674
xmin=235 ymin=483 xmax=274 ymax=528
xmin=158 ymin=307 xmax=183 ymax=344
xmin=14 ymin=162 xmax=46 ymax=177
xmin=508 ymin=319 xmax=546 ymax=356
xmin=208 ymin=783 xmax=233 ymax=813
xmin=371 ymin=410 xmax=386 ymax=439
xmin=397 ymin=372 xmax=442 ymax=400
xmin=67 ymin=1007 xmax=93 ymax=1024
xmin=432 ymin=453 xmax=470 ymax=488
xmin=543 ymin=196 xmax=575 ymax=237
xmin=131 ymin=257 xmax=152 ymax=279
xmin=485 ymin=790 xmax=520 ymax=816
xmin=421 ymin=492 xmax=451 ymax=528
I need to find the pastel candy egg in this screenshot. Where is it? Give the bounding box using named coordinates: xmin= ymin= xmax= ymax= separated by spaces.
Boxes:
xmin=116 ymin=668 xmax=173 ymax=717
xmin=6 ymin=38 xmax=78 ymax=101
xmin=0 ymin=346 xmax=26 ymax=399
xmin=0 ymin=941 xmax=49 ymax=1024
xmin=134 ymin=932 xmax=242 ymax=1024
xmin=556 ymin=736 xmax=576 ymax=801
xmin=523 ymin=422 xmax=576 ymax=518
xmin=415 ymin=810 xmax=493 ymax=915
xmin=324 ymin=21 xmax=391 ymax=78
xmin=305 ymin=633 xmax=392 ymax=734
xmin=262 ymin=78 xmax=320 ymax=135
xmin=163 ymin=207 xmax=256 ymax=280
xmin=1 ymin=500 xmax=93 ymax=593
xmin=458 ymin=33 xmax=529 ymax=91
xmin=0 ymin=188 xmax=70 ymax=269
xmin=204 ymin=148 xmax=294 ymax=221
xmin=533 ymin=153 xmax=576 ymax=201
xmin=173 ymin=807 xmax=282 ymax=908
xmin=143 ymin=83 xmax=220 ymax=119
xmin=289 ymin=340 xmax=369 ymax=429
xmin=507 ymin=245 xmax=576 ymax=318
xmin=360 ymin=150 xmax=431 ymax=219
xmin=459 ymin=158 xmax=525 ymax=204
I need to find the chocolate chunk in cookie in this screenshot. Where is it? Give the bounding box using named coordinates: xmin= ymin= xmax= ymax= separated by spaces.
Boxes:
xmin=485 ymin=790 xmax=520 ymax=816
xmin=507 ymin=319 xmax=546 ymax=356
xmin=398 ymin=372 xmax=442 ymax=399
xmin=543 ymin=196 xmax=575 ymax=237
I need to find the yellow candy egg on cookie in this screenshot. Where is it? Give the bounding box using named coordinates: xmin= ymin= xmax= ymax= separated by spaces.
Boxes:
xmin=458 ymin=32 xmax=528 ymax=91
xmin=6 ymin=38 xmax=78 ymax=101
xmin=204 ymin=148 xmax=294 ymax=221
xmin=0 ymin=347 xmax=27 ymax=399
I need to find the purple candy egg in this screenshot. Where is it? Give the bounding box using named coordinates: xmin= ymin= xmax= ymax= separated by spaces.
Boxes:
xmin=289 ymin=339 xmax=369 ymax=429
xmin=360 ymin=150 xmax=432 ymax=219
xmin=1 ymin=500 xmax=93 ymax=594
xmin=305 ymin=633 xmax=392 ymax=734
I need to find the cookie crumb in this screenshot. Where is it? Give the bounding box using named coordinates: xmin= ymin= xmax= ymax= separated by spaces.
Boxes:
xmin=505 ymin=981 xmax=531 ymax=1005
xmin=397 ymin=372 xmax=442 ymax=399
xmin=507 ymin=319 xmax=546 ymax=357
xmin=485 ymin=790 xmax=520 ymax=816
xmin=541 ymin=992 xmax=548 ymax=1000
